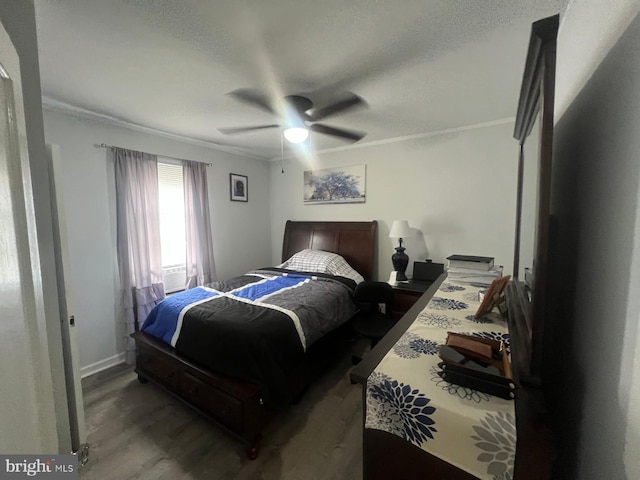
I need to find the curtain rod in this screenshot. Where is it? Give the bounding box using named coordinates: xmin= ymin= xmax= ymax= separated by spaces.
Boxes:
xmin=96 ymin=143 xmax=212 ymax=166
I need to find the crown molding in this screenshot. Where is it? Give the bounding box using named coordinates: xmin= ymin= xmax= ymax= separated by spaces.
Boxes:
xmin=41 ymin=97 xmax=267 ymax=161
xmin=268 ymin=117 xmax=515 ymax=161
xmin=41 ymin=97 xmax=514 ymax=163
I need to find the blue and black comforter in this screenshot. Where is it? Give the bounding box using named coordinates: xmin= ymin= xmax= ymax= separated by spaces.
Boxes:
xmin=141 ymin=268 xmax=357 ymax=407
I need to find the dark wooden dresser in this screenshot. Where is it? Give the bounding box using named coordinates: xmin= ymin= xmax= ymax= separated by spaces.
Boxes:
xmin=350 ymin=275 xmax=554 ymax=479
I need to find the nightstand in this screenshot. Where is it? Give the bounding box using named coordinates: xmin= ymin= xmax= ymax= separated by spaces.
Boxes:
xmin=391 ymin=280 xmax=433 ymax=318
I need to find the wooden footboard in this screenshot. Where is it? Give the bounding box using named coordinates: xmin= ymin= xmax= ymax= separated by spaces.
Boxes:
xmin=132 ymin=331 xmax=273 ymax=459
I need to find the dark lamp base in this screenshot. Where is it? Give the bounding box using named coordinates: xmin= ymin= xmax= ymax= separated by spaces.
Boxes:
xmin=392 ymin=246 xmax=409 ymax=282
xmin=395 ymin=271 xmax=408 ymax=282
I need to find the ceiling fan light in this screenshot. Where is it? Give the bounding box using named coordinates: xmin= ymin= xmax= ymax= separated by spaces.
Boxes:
xmin=283 ymin=127 xmax=309 ymax=144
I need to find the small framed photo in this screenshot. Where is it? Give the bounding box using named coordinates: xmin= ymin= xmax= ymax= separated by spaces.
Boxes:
xmin=230 ymin=173 xmax=248 ymax=202
xmin=474 ymin=275 xmax=511 ymax=318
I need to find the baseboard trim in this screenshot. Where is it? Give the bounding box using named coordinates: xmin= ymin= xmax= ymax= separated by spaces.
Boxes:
xmin=81 ymin=353 xmax=126 ymax=378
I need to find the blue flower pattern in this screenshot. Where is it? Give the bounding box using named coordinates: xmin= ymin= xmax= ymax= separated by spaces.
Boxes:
xmin=439 ymin=283 xmax=466 ymax=292
xmin=368 ymin=279 xmax=514 ymax=479
xmin=393 ymin=332 xmax=422 ymax=359
xmin=368 ymin=370 xmax=392 ymax=386
xmin=409 ymin=338 xmax=439 ymax=356
xmin=369 ymin=379 xmax=438 ymax=446
xmin=466 ymin=314 xmax=494 ymax=325
xmin=429 ymin=297 xmax=469 ymax=311
xmin=417 ymin=312 xmax=461 ymax=329
xmin=394 ymin=333 xmax=439 ymax=358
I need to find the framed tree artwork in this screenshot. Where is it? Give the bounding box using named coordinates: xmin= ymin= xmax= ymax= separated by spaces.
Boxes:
xmin=230 ymin=173 xmax=248 ymax=202
xmin=303 ymin=165 xmax=366 ymax=205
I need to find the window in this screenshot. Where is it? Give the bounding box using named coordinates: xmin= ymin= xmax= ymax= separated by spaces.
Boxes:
xmin=157 ymin=160 xmax=187 ymax=292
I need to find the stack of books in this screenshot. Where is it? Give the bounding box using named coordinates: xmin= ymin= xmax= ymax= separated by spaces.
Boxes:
xmin=446 ymin=254 xmax=503 ymax=286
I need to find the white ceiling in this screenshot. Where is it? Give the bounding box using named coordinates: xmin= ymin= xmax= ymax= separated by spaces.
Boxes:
xmin=34 ymin=0 xmax=569 ymax=160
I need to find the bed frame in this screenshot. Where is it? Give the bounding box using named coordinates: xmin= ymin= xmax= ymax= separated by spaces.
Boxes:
xmin=132 ymin=220 xmax=377 ymax=459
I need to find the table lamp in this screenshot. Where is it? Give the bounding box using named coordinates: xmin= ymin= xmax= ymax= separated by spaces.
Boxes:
xmin=389 ymin=220 xmax=412 ymax=281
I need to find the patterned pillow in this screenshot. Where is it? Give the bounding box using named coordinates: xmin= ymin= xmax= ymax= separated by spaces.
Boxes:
xmin=279 ymin=249 xmax=364 ymax=284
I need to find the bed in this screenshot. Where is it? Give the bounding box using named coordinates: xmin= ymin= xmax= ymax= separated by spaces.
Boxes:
xmin=132 ymin=220 xmax=377 ymax=459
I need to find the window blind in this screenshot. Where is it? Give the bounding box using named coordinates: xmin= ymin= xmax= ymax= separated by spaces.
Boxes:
xmin=157 ymin=161 xmax=186 ymax=269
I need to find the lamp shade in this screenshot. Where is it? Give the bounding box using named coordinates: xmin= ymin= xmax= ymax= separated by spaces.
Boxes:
xmin=283 ymin=127 xmax=309 ymax=143
xmin=389 ymin=220 xmax=412 ymax=239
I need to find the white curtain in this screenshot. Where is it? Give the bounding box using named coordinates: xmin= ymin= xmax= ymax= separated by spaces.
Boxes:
xmin=183 ymin=160 xmax=216 ymax=288
xmin=113 ymin=147 xmax=165 ymax=363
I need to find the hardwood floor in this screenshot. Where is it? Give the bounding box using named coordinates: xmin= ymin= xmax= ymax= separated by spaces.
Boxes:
xmin=79 ymin=352 xmax=363 ymax=480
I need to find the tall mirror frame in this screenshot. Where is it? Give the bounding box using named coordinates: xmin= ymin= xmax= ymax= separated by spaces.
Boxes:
xmin=507 ymin=14 xmax=559 ymax=386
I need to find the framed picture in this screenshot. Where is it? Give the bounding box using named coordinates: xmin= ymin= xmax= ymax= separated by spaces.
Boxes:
xmin=230 ymin=173 xmax=248 ymax=202
xmin=474 ymin=275 xmax=511 ymax=318
xmin=303 ymin=165 xmax=366 ymax=205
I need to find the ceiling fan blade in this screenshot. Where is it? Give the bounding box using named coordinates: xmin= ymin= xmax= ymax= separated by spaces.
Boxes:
xmin=227 ymin=88 xmax=274 ymax=114
xmin=310 ymin=123 xmax=366 ymax=142
xmin=218 ymin=124 xmax=280 ymax=135
xmin=308 ymin=93 xmax=367 ymax=121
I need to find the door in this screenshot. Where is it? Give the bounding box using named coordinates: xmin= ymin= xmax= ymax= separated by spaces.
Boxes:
xmin=47 ymin=144 xmax=89 ymax=464
xmin=0 ymin=23 xmax=60 ymax=453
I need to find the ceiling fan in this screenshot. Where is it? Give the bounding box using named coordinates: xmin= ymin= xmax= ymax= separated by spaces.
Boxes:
xmin=218 ymin=88 xmax=367 ymax=144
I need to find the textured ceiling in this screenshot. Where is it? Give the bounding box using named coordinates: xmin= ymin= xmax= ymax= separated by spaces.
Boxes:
xmin=34 ymin=0 xmax=569 ymax=160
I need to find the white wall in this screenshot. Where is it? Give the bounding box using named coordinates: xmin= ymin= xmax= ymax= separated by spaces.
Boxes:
xmin=43 ymin=109 xmax=272 ymax=374
xmin=43 ymin=111 xmax=519 ymax=375
xmin=555 ymin=0 xmax=640 ymax=119
xmin=270 ymin=122 xmax=518 ymax=281
xmin=552 ymin=9 xmax=640 ymax=478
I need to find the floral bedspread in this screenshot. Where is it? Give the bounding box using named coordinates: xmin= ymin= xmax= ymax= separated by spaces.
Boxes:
xmin=366 ymin=280 xmax=515 ymax=480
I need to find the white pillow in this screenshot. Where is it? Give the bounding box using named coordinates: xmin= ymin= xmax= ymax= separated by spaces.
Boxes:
xmin=279 ymin=249 xmax=364 ymax=284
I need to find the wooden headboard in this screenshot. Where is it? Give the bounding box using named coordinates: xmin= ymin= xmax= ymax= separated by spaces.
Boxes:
xmin=282 ymin=220 xmax=378 ymax=281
